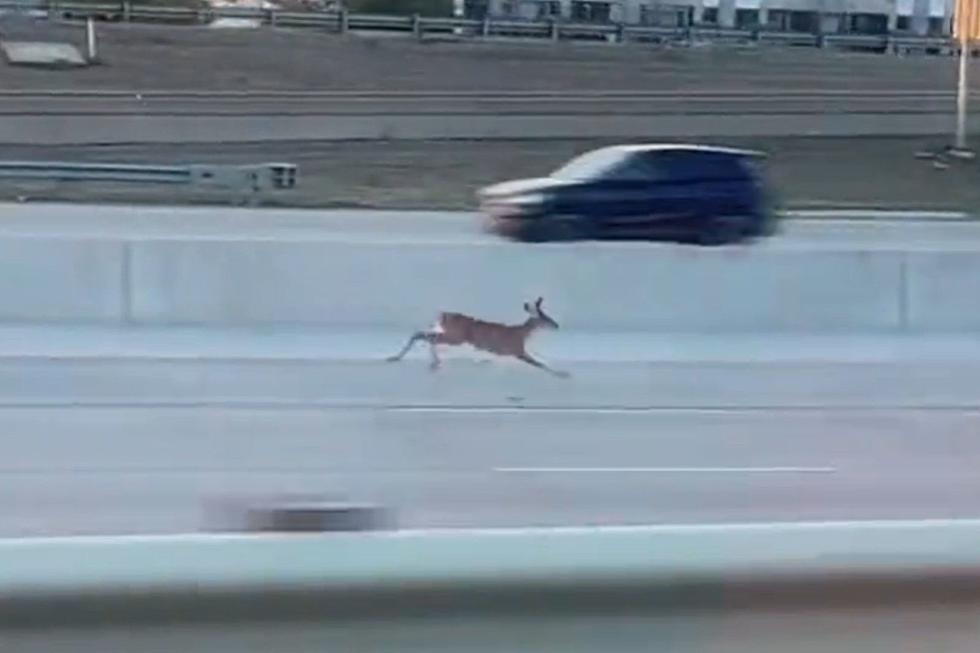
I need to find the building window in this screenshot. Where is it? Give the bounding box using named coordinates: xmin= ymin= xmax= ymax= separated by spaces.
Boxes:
xmin=571 ymin=1 xmax=611 ymax=23
xmin=537 ymin=1 xmax=561 ymax=18
xmin=847 ymin=13 xmax=888 ymax=35
xmin=928 ymin=17 xmax=946 ymax=36
xmin=498 ymin=0 xmax=517 ymax=15
xmin=640 ymin=4 xmax=653 ymax=24
xmin=787 ymin=10 xmax=819 ymax=33
xmin=701 ymin=7 xmax=718 ymax=24
xmin=464 ymin=0 xmax=489 ymax=19
xmin=735 ymin=8 xmax=759 ymax=29
xmin=896 ymin=15 xmax=910 ymax=31
xmin=642 ymin=4 xmax=686 ymax=27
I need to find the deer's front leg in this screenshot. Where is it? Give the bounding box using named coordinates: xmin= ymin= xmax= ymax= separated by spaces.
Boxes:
xmin=516 ymin=352 xmax=571 ymax=379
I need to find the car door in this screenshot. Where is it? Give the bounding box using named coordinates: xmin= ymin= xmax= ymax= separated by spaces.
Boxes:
xmin=604 ymin=150 xmax=701 ymax=239
xmin=569 ymin=152 xmax=677 ymax=238
xmin=638 ymin=150 xmax=746 ymax=238
xmin=549 ymin=152 xmax=658 ymax=234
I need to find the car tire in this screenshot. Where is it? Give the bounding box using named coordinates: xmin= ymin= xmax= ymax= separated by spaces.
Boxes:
xmin=697 ymin=216 xmax=748 ymax=246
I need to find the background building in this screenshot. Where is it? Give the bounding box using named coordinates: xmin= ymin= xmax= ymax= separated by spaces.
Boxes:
xmin=466 ymin=0 xmax=954 ymax=35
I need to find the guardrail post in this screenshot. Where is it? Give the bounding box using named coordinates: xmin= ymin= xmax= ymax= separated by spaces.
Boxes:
xmin=481 ymin=16 xmax=490 ymax=37
xmin=86 ymin=16 xmax=98 ymax=63
xmin=339 ymin=8 xmax=349 ymax=33
xmin=268 ymin=8 xmax=277 ymax=27
xmin=122 ymin=0 xmax=131 ymax=22
xmin=550 ymin=18 xmax=560 ymax=41
xmin=412 ymin=13 xmax=422 ymax=39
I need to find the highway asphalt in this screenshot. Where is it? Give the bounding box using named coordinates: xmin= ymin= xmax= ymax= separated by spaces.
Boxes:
xmin=1 ymin=86 xmax=975 ymax=145
xmin=0 ymin=206 xmax=977 ymax=538
xmin=0 ymin=90 xmax=966 ymax=115
xmin=2 ymin=107 xmax=971 ymax=144
xmin=4 ymin=381 xmax=980 ymax=536
xmin=0 ymin=203 xmax=977 ymax=249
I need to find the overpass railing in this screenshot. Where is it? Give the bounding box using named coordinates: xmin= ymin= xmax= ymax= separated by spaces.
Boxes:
xmin=0 ymin=2 xmax=959 ymax=55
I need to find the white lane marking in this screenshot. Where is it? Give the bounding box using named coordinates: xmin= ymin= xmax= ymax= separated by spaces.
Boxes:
xmin=494 ymin=466 xmax=837 ymax=474
xmin=13 ymin=517 xmax=980 ymax=545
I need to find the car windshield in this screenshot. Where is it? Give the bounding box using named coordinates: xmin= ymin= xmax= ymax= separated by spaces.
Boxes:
xmin=550 ymin=148 xmax=628 ymax=180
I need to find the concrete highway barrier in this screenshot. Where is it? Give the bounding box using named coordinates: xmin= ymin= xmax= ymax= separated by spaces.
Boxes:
xmin=3 ymin=519 xmax=980 ymax=628
xmin=0 ymin=237 xmax=124 ymax=323
xmin=906 ymin=250 xmax=980 ymax=331
xmin=3 ymin=208 xmax=980 ymax=333
xmin=127 ymin=240 xmax=905 ymax=331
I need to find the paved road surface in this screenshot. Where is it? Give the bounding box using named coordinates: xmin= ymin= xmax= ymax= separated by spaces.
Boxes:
xmin=1 ymin=90 xmax=967 ymax=115
xmin=3 ymin=83 xmax=976 ymax=145
xmin=3 ymin=403 xmax=980 ymax=536
xmin=4 ymin=107 xmax=971 ymax=144
xmin=0 ymin=203 xmax=976 ymax=249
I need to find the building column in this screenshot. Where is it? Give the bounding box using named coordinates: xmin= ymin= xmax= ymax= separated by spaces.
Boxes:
xmin=690 ymin=0 xmax=704 ymax=24
xmin=617 ymin=1 xmax=641 ymax=24
xmin=758 ymin=4 xmax=769 ymax=28
xmin=559 ymin=0 xmax=572 ymax=19
xmin=911 ymin=0 xmax=929 ymax=35
xmin=718 ymin=0 xmax=736 ymax=27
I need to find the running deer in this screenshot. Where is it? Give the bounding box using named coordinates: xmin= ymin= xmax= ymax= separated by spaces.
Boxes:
xmin=386 ymin=297 xmax=570 ymax=378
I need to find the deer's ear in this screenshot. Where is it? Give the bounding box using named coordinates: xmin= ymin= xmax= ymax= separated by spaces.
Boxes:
xmin=523 ymin=302 xmax=532 ymax=313
xmin=535 ymin=297 xmax=543 ymax=308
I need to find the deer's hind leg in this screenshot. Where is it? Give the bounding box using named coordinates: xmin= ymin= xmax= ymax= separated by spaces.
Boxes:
xmin=427 ymin=331 xmax=466 ymax=371
xmin=386 ymin=331 xmax=435 ymax=363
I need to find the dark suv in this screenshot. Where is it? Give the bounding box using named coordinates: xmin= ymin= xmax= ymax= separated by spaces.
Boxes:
xmin=478 ymin=144 xmax=778 ymax=245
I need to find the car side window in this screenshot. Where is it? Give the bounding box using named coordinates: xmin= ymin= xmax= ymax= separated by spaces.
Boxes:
xmin=604 ymin=154 xmax=665 ymax=181
xmin=651 ymin=151 xmax=744 ymax=182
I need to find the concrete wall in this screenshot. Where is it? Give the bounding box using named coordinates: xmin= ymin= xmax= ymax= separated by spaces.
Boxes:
xmin=0 ymin=238 xmax=125 ymax=324
xmin=126 ymin=241 xmax=905 ymax=332
xmin=906 ymin=252 xmax=980 ymax=331
xmin=2 ymin=234 xmax=980 ymax=334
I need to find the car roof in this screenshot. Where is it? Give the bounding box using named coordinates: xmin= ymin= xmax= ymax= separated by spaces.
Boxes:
xmin=598 ymin=144 xmax=766 ymax=158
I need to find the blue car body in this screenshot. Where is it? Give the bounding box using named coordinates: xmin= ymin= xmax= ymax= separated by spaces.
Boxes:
xmin=478 ymin=144 xmax=778 ymax=244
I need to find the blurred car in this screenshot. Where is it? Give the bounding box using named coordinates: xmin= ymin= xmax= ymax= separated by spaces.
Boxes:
xmin=478 ymin=143 xmax=779 ymax=245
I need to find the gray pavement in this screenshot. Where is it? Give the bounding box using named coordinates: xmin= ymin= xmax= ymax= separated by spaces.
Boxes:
xmin=3 ymin=404 xmax=980 ymax=536
xmin=4 ymin=107 xmax=971 ymax=144
xmin=3 ymin=89 xmax=967 ymax=143
xmin=0 ymin=203 xmax=976 ymax=249
xmin=0 ymin=206 xmax=978 ymax=539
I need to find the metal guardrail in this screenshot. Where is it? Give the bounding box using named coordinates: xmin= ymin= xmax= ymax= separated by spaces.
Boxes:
xmin=0 ymin=1 xmax=963 ymax=54
xmin=0 ymin=160 xmax=298 ymax=202
xmin=3 ymin=519 xmax=980 ymax=627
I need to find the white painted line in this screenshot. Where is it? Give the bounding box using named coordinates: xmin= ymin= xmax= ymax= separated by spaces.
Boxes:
xmin=494 ymin=466 xmax=837 ymax=474
xmin=12 ymin=516 xmax=980 ymax=545
xmin=784 ymin=209 xmax=971 ymax=220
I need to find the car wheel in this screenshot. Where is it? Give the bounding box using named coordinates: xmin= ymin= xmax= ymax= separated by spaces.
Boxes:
xmin=698 ymin=216 xmax=748 ymax=246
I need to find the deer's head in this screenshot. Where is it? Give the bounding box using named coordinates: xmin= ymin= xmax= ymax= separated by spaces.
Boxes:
xmin=524 ymin=297 xmax=559 ymax=330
